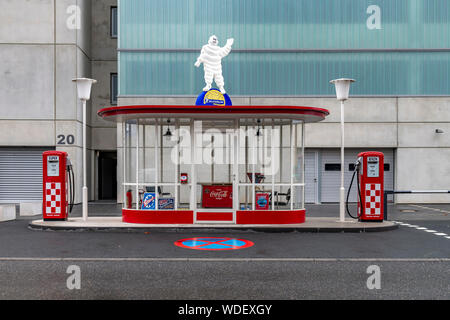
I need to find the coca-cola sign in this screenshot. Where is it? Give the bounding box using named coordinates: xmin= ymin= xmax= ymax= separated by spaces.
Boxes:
xmin=209 ymin=190 xmax=229 ymax=199
xmin=202 ymin=185 xmax=233 ymax=208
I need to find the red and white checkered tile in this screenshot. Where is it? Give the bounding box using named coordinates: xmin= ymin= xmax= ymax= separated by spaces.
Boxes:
xmin=45 ymin=182 xmax=62 ymax=214
xmin=364 ymin=183 xmax=381 ymax=216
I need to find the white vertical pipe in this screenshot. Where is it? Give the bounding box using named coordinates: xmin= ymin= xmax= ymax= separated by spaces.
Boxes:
xmin=174 ymin=119 xmax=179 ymax=210
xmin=154 ymin=120 xmax=159 ymax=210
xmin=252 ymin=122 xmax=256 ymax=210
xmin=122 ymin=122 xmax=126 ymax=208
xmin=135 ymin=120 xmax=140 ymax=209
xmin=82 ymin=100 xmax=88 ymax=221
xmin=189 ymin=119 xmax=196 ymax=211
xmin=233 ymin=119 xmax=239 ymax=216
xmin=340 ymin=101 xmax=345 ymax=222
xmin=143 ymin=123 xmax=146 ymax=189
xmin=290 ymin=121 xmax=295 ymax=210
xmin=302 ymin=121 xmax=305 ymax=210
xmin=271 ymin=120 xmax=275 ymax=211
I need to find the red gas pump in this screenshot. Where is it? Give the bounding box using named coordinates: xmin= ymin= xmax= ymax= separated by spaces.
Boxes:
xmin=42 ymin=151 xmax=74 ymax=221
xmin=346 ymin=151 xmax=384 ymax=222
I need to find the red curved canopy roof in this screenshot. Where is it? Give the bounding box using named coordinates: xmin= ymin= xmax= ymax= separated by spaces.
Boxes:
xmin=98 ymin=105 xmax=329 ymax=123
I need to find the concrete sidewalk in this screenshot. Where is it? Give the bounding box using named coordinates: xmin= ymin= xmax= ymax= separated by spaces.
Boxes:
xmin=29 ymin=216 xmax=398 ymax=233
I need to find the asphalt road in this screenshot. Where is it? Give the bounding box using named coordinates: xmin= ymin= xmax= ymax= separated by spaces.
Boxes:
xmin=0 ymin=203 xmax=448 ymax=300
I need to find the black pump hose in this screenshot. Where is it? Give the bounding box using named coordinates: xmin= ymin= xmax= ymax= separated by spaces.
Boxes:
xmin=345 ymin=169 xmax=365 ymax=220
xmin=68 ymin=166 xmax=75 ymax=214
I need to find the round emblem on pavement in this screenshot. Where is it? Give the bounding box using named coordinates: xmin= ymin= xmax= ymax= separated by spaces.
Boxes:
xmin=174 ymin=237 xmax=254 ymax=251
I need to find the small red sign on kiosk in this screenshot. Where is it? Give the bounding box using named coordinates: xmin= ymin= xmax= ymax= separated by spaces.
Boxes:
xmin=201 ymin=184 xmax=233 ymax=208
xmin=255 ymin=193 xmax=270 ymax=210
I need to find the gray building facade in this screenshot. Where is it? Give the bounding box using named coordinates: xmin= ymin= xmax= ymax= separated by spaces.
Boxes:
xmin=0 ymin=0 xmax=449 ymax=208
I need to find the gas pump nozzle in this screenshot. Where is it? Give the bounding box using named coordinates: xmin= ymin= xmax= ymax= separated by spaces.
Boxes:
xmin=354 ymin=157 xmax=362 ymax=171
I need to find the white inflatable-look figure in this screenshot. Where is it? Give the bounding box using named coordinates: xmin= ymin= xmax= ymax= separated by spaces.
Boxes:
xmin=195 ymin=35 xmax=234 ymax=94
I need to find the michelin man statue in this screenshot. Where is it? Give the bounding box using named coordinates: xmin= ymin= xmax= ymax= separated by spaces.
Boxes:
xmin=195 ymin=35 xmax=234 ymax=94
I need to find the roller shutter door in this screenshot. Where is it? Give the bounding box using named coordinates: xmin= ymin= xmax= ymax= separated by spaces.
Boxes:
xmin=320 ymin=149 xmax=394 ymax=203
xmin=0 ymin=148 xmax=47 ymax=203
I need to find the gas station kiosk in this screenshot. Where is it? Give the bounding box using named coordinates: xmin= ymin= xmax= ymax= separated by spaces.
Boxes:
xmin=97 ymin=104 xmax=330 ymax=225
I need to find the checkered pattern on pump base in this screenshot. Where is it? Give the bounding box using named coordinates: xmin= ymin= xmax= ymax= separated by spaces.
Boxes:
xmin=358 ymin=183 xmax=382 ymax=219
xmin=44 ymin=182 xmax=66 ymax=215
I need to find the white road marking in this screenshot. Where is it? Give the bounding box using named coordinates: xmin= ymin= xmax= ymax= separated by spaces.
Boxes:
xmin=0 ymin=257 xmax=448 ymax=262
xmin=392 ymin=220 xmax=449 ymax=240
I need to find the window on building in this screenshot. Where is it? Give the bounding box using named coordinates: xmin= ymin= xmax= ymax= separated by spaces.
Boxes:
xmin=110 ymin=73 xmax=118 ymax=105
xmin=111 ymin=7 xmax=118 ymax=38
xmin=325 ymin=163 xmax=341 ymax=171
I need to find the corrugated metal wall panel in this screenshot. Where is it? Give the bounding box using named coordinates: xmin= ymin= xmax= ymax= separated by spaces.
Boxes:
xmin=120 ymin=0 xmax=447 ymax=50
xmin=0 ymin=149 xmax=46 ymax=203
xmin=119 ymin=0 xmax=450 ymax=96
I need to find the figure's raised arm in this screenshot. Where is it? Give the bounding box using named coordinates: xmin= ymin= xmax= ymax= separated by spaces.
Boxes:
xmin=218 ymin=38 xmax=234 ymax=58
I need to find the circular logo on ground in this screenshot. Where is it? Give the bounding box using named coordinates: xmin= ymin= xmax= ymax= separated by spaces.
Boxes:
xmin=174 ymin=237 xmax=254 ymax=251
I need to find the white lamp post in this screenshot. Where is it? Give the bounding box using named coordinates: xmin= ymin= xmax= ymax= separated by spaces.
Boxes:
xmin=72 ymin=78 xmax=97 ymax=221
xmin=330 ymin=78 xmax=355 ymax=223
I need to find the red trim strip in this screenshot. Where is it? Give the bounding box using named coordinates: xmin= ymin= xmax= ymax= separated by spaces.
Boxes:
xmin=122 ymin=209 xmax=194 ymax=224
xmin=98 ymin=105 xmax=329 ymax=121
xmin=236 ymin=210 xmax=305 ymax=225
xmin=196 ymin=212 xmax=234 ymax=221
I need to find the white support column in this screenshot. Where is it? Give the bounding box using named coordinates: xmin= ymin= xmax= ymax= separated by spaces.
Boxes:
xmin=135 ymin=120 xmax=140 ymax=209
xmin=252 ymin=122 xmax=256 ymax=210
xmin=301 ymin=121 xmax=305 ymax=210
xmin=189 ymin=119 xmax=196 ymax=211
xmin=233 ymin=119 xmax=239 ymax=216
xmin=154 ymin=120 xmax=159 ymax=210
xmin=143 ymin=123 xmax=146 ymax=190
xmin=290 ymin=121 xmax=295 ymax=210
xmin=174 ymin=119 xmax=180 ymax=210
xmin=122 ymin=122 xmax=126 ymax=208
xmin=271 ymin=120 xmax=275 ymax=211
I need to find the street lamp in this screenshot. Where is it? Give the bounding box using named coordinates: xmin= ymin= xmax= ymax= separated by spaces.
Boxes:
xmin=72 ymin=78 xmax=97 ymax=221
xmin=330 ymin=78 xmax=355 ymax=223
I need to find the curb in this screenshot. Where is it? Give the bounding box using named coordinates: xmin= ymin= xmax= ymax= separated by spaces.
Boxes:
xmin=28 ymin=222 xmax=399 ymax=233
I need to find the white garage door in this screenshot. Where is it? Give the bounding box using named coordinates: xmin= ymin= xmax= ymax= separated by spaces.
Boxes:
xmin=0 ymin=148 xmax=47 ymax=203
xmin=320 ymin=149 xmax=394 ymax=203
xmin=295 ymin=151 xmax=319 ymax=204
